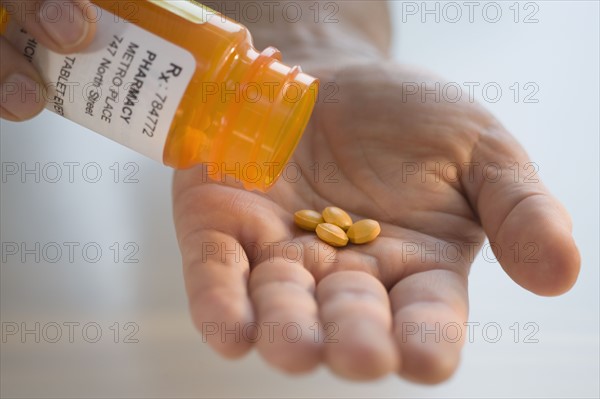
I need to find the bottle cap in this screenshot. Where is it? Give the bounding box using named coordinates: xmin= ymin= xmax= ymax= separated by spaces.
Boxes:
xmin=206 ymin=47 xmax=319 ymax=191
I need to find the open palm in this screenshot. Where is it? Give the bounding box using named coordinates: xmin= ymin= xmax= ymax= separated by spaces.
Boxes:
xmin=172 ymin=62 xmax=580 ymax=382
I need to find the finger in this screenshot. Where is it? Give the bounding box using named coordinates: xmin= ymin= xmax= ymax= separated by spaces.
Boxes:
xmin=172 ymin=171 xmax=293 ymax=358
xmin=178 ymin=228 xmax=254 ymax=358
xmin=317 ymin=271 xmax=398 ymax=380
xmin=249 ymin=259 xmax=321 ymax=373
xmin=464 ymin=125 xmax=580 ymax=295
xmin=390 ymin=268 xmax=469 ymax=384
xmin=1 ymin=0 xmax=95 ymax=53
xmin=0 ymin=37 xmax=44 ymax=120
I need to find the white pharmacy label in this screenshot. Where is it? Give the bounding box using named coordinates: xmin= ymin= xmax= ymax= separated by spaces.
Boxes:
xmin=3 ymin=11 xmax=196 ymax=162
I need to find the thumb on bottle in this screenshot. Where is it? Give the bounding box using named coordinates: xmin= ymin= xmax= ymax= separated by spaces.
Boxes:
xmin=1 ymin=0 xmax=95 ymax=53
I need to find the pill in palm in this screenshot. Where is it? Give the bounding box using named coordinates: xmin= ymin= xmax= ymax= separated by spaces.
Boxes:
xmin=346 ymin=219 xmax=381 ymax=244
xmin=294 ymin=209 xmax=325 ymax=231
xmin=316 ymin=223 xmax=349 ymax=247
xmin=322 ymin=206 xmax=353 ymax=231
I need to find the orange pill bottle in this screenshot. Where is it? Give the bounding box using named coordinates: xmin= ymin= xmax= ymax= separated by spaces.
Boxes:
xmin=0 ymin=0 xmax=318 ymax=191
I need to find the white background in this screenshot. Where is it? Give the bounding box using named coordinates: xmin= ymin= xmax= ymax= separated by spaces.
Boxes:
xmin=1 ymin=1 xmax=598 ymax=397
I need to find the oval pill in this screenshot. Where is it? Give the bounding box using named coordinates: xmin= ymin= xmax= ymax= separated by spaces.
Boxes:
xmin=316 ymin=223 xmax=349 ymax=247
xmin=322 ymin=207 xmax=353 ymax=231
xmin=294 ymin=209 xmax=324 ymax=231
xmin=347 ymin=219 xmax=381 ymax=244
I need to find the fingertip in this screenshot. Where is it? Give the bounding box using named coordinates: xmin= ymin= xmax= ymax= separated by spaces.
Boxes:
xmin=188 ymin=289 xmax=254 ymax=359
xmin=1 ymin=105 xmax=42 ymax=121
xmin=255 ymin=315 xmax=322 ymax=374
xmin=398 ymin=344 xmax=460 ymax=384
xmin=7 ymin=0 xmax=97 ymax=54
xmin=516 ymin=229 xmax=581 ymax=297
xmin=494 ymin=195 xmax=581 ymax=296
xmin=37 ymin=0 xmax=96 ymax=53
xmin=325 ymin=321 xmax=398 ymax=381
xmin=0 ymin=72 xmax=46 ymax=121
xmin=62 ymin=15 xmax=96 ymax=54
xmin=545 ymin=235 xmax=581 ymax=295
xmin=66 ymin=0 xmax=97 ymax=54
xmin=393 ymin=303 xmax=463 ymax=384
xmin=317 ymin=271 xmax=397 ymax=380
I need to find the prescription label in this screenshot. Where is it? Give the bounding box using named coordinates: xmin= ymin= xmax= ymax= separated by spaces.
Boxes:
xmin=2 ymin=10 xmax=196 ymax=162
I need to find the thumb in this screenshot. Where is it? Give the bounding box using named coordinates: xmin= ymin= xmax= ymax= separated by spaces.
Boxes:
xmin=1 ymin=0 xmax=95 ymax=53
xmin=464 ymin=124 xmax=580 ymax=296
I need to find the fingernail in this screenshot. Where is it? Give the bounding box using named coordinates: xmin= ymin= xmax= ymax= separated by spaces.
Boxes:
xmin=1 ymin=73 xmax=44 ymax=120
xmin=39 ymin=0 xmax=89 ymax=49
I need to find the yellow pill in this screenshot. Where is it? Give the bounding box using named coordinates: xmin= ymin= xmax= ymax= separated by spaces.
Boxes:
xmin=322 ymin=207 xmax=353 ymax=231
xmin=316 ymin=223 xmax=349 ymax=247
xmin=347 ymin=219 xmax=381 ymax=244
xmin=294 ymin=209 xmax=324 ymax=231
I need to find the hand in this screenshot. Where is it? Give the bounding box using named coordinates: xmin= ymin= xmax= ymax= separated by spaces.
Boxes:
xmin=0 ymin=0 xmax=95 ymax=121
xmin=172 ymin=61 xmax=580 ymax=382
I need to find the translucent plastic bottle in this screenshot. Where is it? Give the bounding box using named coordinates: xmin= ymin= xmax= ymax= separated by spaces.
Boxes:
xmin=0 ymin=0 xmax=319 ymax=191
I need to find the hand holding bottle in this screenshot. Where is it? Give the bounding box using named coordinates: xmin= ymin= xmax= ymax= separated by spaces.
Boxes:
xmin=1 ymin=1 xmax=317 ymax=188
xmin=0 ymin=0 xmax=95 ymax=120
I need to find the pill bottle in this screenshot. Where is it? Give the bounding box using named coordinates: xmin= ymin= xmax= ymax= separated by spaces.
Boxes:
xmin=0 ymin=0 xmax=319 ymax=191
